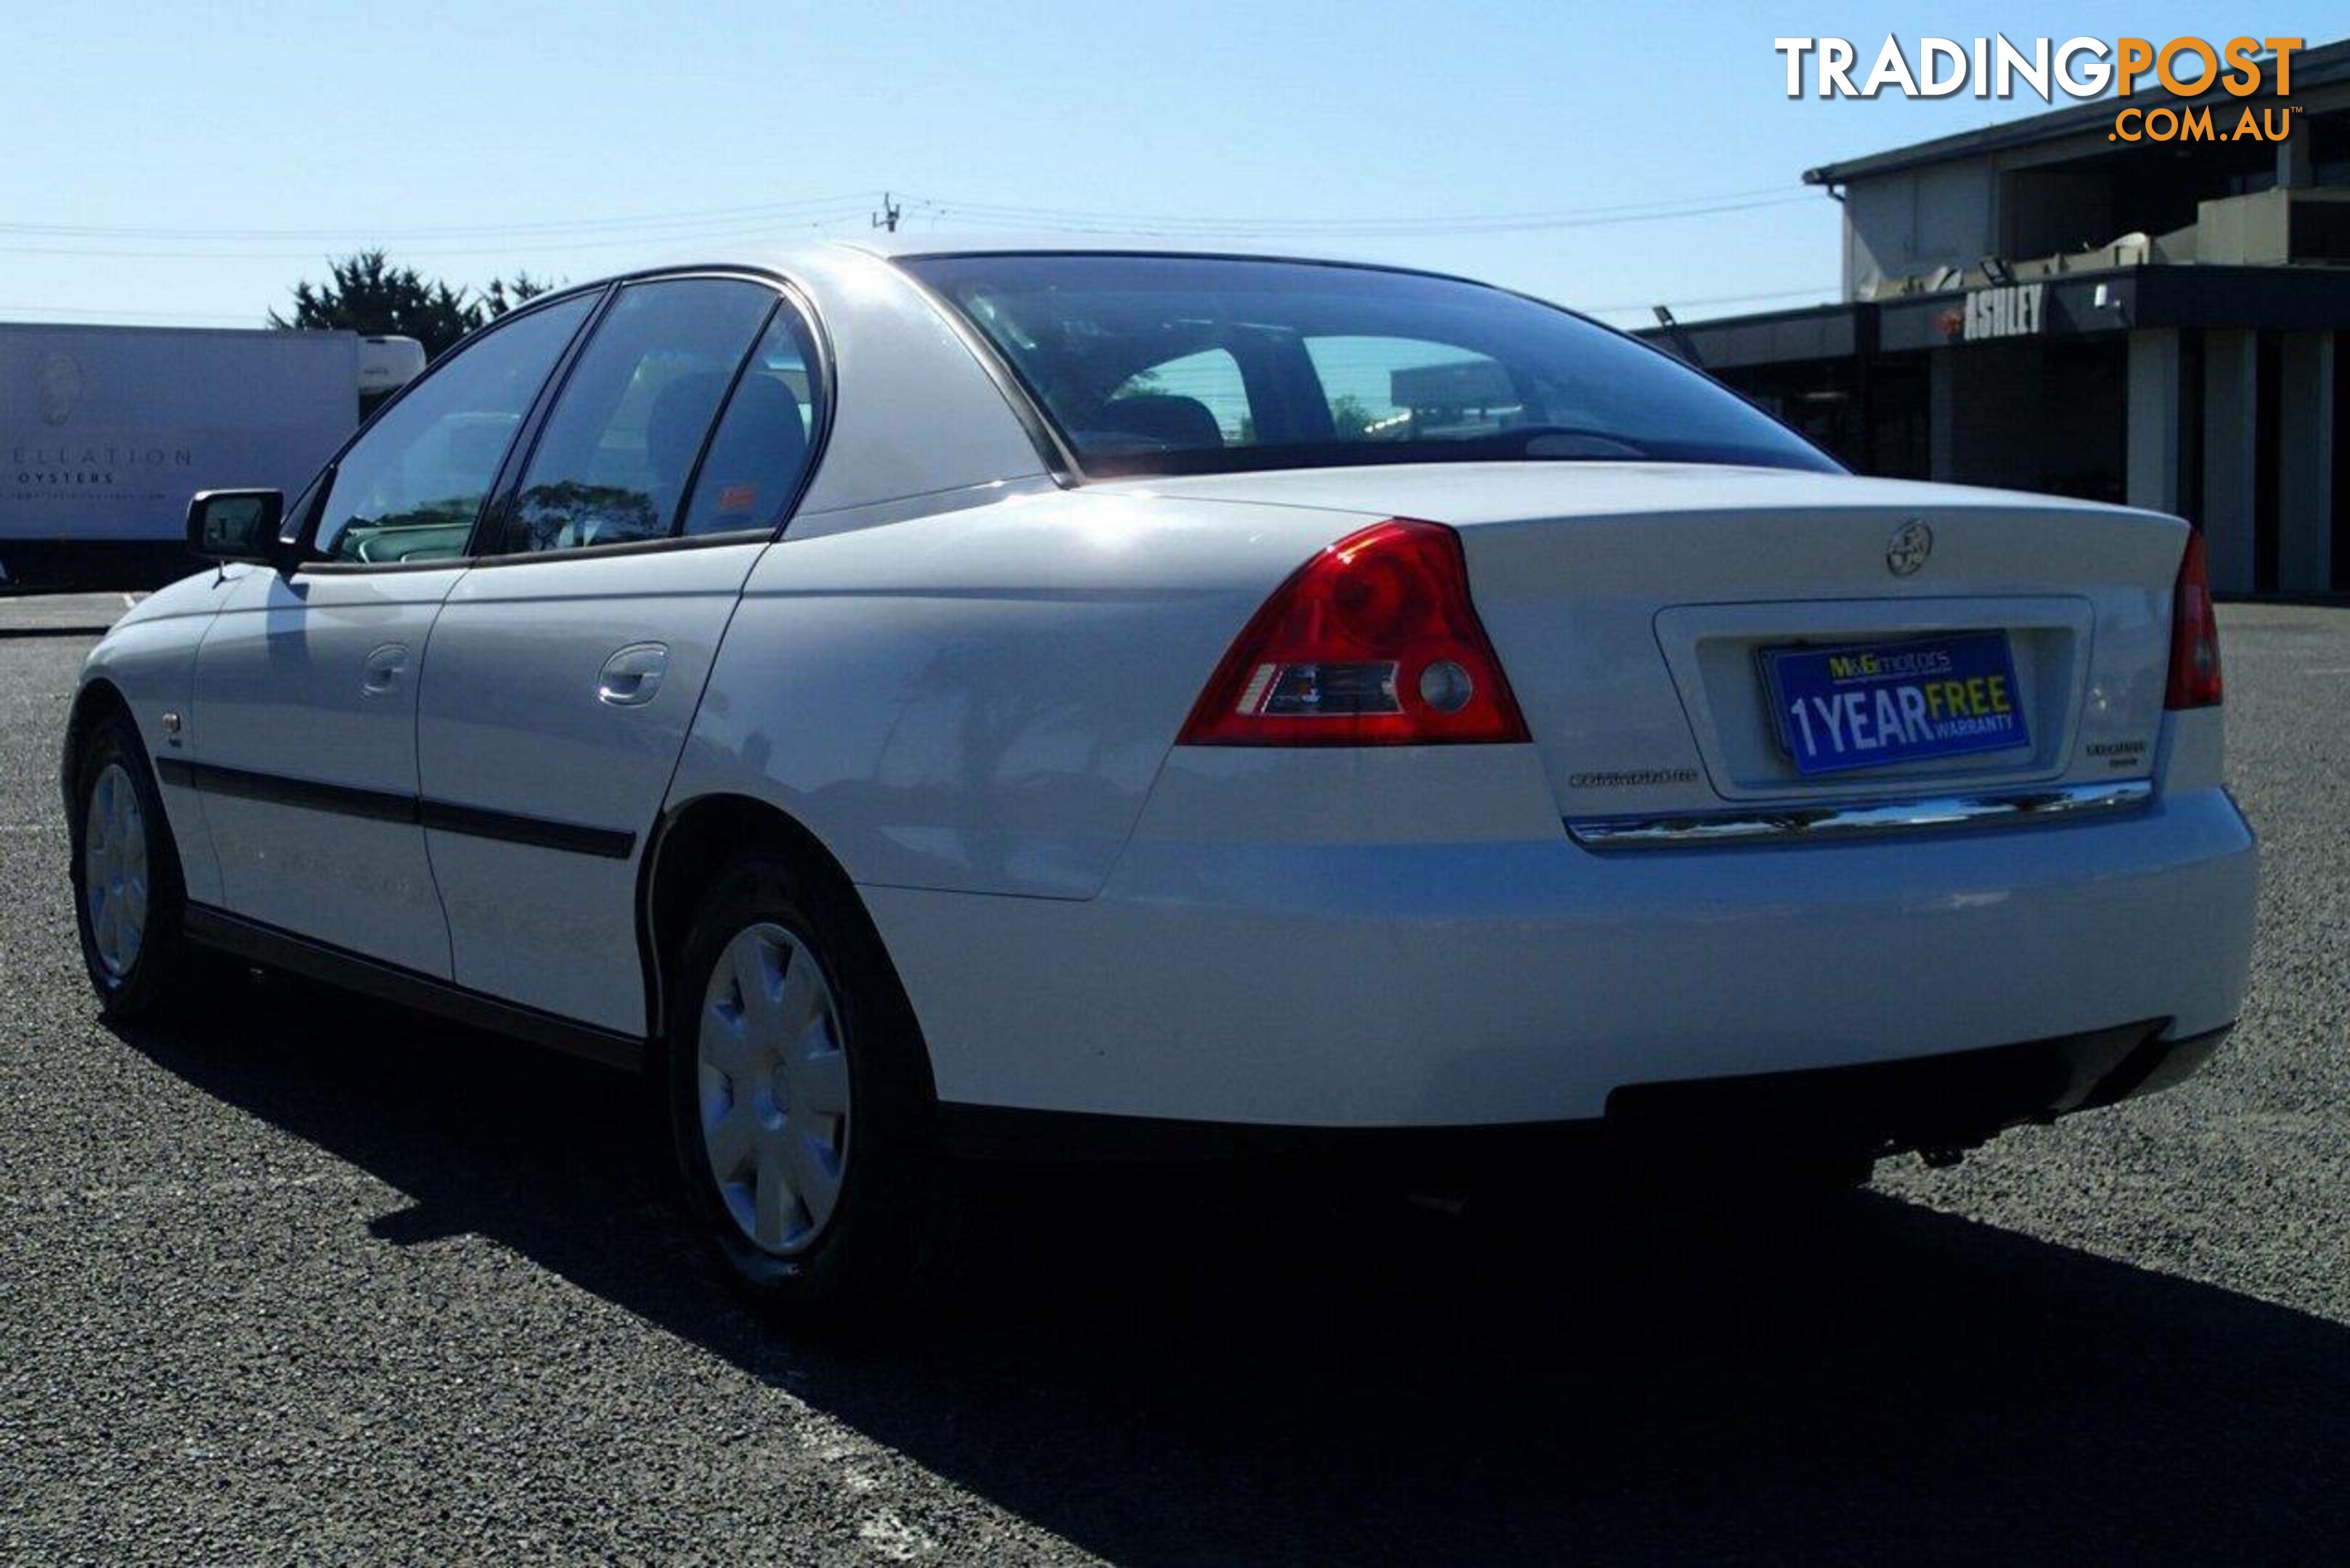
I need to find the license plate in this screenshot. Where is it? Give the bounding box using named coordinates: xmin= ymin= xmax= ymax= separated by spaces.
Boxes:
xmin=1762 ymin=632 xmax=2029 ymax=777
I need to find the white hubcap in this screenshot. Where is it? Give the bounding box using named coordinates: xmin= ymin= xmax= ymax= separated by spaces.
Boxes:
xmin=697 ymin=922 xmax=852 ymax=1256
xmin=83 ymin=761 xmax=149 ymax=980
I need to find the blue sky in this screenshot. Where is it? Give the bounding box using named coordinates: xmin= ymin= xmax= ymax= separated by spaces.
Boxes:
xmin=7 ymin=2 xmax=2335 ymax=331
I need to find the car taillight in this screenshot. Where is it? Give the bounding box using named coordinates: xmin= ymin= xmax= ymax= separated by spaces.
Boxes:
xmin=2165 ymin=528 xmax=2224 ymax=710
xmin=1178 ymin=518 xmax=1529 ymax=746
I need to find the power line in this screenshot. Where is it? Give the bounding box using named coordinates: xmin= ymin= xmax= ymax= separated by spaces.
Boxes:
xmin=892 ymin=187 xmax=1817 ymax=239
xmin=0 ymin=192 xmax=877 ymax=245
xmin=1582 ymin=285 xmax=1836 ymax=316
xmin=0 ymin=302 xmax=262 ymax=325
xmin=0 ymin=209 xmax=875 ymax=263
xmin=898 ymin=183 xmax=1797 ymax=225
xmin=892 ymin=196 xmax=1814 ymax=240
xmin=0 ymin=184 xmax=1829 ymax=260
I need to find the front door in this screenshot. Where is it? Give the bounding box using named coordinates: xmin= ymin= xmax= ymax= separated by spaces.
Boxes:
xmin=419 ymin=277 xmax=823 ymax=1032
xmin=187 ymin=292 xmax=598 ymax=973
xmin=192 ymin=567 xmax=464 ymax=972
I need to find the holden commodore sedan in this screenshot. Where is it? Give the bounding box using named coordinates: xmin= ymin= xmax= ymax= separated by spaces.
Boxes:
xmin=65 ymin=240 xmax=2257 ymax=1319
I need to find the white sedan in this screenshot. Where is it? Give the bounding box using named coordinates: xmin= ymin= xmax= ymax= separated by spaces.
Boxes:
xmin=65 ymin=241 xmax=2258 ymax=1320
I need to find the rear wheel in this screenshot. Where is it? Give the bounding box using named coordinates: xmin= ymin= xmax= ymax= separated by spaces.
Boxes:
xmin=70 ymin=714 xmax=222 ymax=1021
xmin=696 ymin=920 xmax=855 ymax=1257
xmin=664 ymin=854 xmax=945 ymax=1328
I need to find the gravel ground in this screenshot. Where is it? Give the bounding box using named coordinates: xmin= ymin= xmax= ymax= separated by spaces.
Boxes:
xmin=1 ymin=605 xmax=2344 ymax=1564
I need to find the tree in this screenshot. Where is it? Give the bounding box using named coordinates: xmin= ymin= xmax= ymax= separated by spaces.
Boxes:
xmin=481 ymin=271 xmax=555 ymax=319
xmin=270 ymin=250 xmax=477 ymax=358
xmin=271 ymin=253 xmax=564 ymax=358
xmin=1328 ymin=394 xmax=1379 ymax=440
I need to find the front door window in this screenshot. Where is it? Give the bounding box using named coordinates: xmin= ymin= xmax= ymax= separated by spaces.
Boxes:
xmin=312 ymin=295 xmax=595 ymax=565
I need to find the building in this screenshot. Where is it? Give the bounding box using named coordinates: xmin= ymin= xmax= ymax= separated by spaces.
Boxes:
xmin=1 ymin=326 xmax=422 ymax=589
xmin=1644 ymin=37 xmax=2350 ymax=595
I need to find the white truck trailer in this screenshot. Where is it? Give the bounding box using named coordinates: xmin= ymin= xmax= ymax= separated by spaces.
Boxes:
xmin=2 ymin=324 xmax=423 ymax=588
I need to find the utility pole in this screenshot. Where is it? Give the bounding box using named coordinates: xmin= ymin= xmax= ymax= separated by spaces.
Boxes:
xmin=1650 ymin=305 xmax=1702 ymax=368
xmin=872 ymin=192 xmax=901 ymax=233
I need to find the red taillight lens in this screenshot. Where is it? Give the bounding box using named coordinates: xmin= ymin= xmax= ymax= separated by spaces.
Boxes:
xmin=1178 ymin=518 xmax=1530 ymax=746
xmin=2165 ymin=528 xmax=2224 ymax=710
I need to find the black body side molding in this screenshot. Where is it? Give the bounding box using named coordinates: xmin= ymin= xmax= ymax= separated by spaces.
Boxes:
xmin=182 ymin=904 xmax=646 ymax=1071
xmin=154 ymin=757 xmax=635 ymax=859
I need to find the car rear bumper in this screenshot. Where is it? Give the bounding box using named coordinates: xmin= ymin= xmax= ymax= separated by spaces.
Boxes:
xmin=936 ymin=1020 xmax=2232 ymax=1166
xmin=864 ymin=780 xmax=2257 ymax=1128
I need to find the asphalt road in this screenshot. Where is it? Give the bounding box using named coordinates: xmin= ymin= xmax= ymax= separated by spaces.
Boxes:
xmin=0 ymin=594 xmax=139 ymax=639
xmin=3 ymin=605 xmax=2346 ymax=1563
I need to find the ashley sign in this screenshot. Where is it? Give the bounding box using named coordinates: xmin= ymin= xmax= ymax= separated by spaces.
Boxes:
xmin=1962 ymin=282 xmax=2048 ymax=342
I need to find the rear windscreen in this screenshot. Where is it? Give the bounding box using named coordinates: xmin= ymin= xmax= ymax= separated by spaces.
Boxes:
xmin=903 ymin=253 xmax=1840 ymax=479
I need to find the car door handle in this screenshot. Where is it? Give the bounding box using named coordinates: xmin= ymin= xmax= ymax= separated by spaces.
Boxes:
xmin=597 ymin=643 xmax=669 ymax=707
xmin=361 ymin=642 xmax=409 ymax=696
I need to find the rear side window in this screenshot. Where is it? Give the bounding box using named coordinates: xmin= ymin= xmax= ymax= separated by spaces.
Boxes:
xmin=678 ymin=306 xmax=823 ymax=537
xmin=905 ymin=253 xmax=1838 ymax=478
xmin=494 ymin=278 xmax=777 ymax=555
xmin=313 ymin=294 xmax=594 ymax=563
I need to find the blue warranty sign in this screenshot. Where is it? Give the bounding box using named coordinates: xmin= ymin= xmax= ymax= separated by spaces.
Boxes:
xmin=1763 ymin=631 xmax=2030 ymax=776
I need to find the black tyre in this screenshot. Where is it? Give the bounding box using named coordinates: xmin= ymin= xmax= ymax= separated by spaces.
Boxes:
xmin=664 ymin=852 xmax=945 ymax=1328
xmin=70 ymin=713 xmax=223 ymax=1021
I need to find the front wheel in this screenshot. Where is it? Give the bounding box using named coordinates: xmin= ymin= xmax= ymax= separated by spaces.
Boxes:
xmin=664 ymin=854 xmax=944 ymax=1327
xmin=70 ymin=713 xmax=221 ymax=1021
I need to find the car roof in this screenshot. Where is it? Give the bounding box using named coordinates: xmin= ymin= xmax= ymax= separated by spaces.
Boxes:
xmin=703 ymin=232 xmax=1484 ymax=286
xmin=510 ymin=235 xmax=1513 ymax=344
xmin=826 ymin=230 xmax=1390 ymax=264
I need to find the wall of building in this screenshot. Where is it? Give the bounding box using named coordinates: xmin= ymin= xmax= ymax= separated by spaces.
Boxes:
xmin=1702 ymin=319 xmax=2341 ymax=593
xmin=1841 ymin=161 xmax=1996 ymax=298
xmin=2002 ymin=170 xmax=2117 ymax=260
xmin=1831 ymin=73 xmax=2350 ymax=303
xmin=1927 ymin=338 xmax=2127 ymax=504
xmin=1928 ymin=342 xmax=2042 ymax=487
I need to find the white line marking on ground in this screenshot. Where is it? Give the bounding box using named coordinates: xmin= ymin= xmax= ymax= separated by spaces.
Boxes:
xmin=857 ymin=1510 xmax=939 ymax=1561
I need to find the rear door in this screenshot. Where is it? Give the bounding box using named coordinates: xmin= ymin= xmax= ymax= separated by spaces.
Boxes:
xmin=187 ymin=293 xmax=596 ymax=972
xmin=417 ymin=276 xmax=824 ymax=1033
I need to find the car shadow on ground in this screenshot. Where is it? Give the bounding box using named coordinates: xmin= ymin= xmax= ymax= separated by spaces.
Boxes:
xmin=117 ymin=982 xmax=2350 ymax=1564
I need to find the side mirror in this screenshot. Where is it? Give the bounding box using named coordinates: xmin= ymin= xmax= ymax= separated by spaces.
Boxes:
xmin=187 ymin=489 xmax=294 ymax=571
